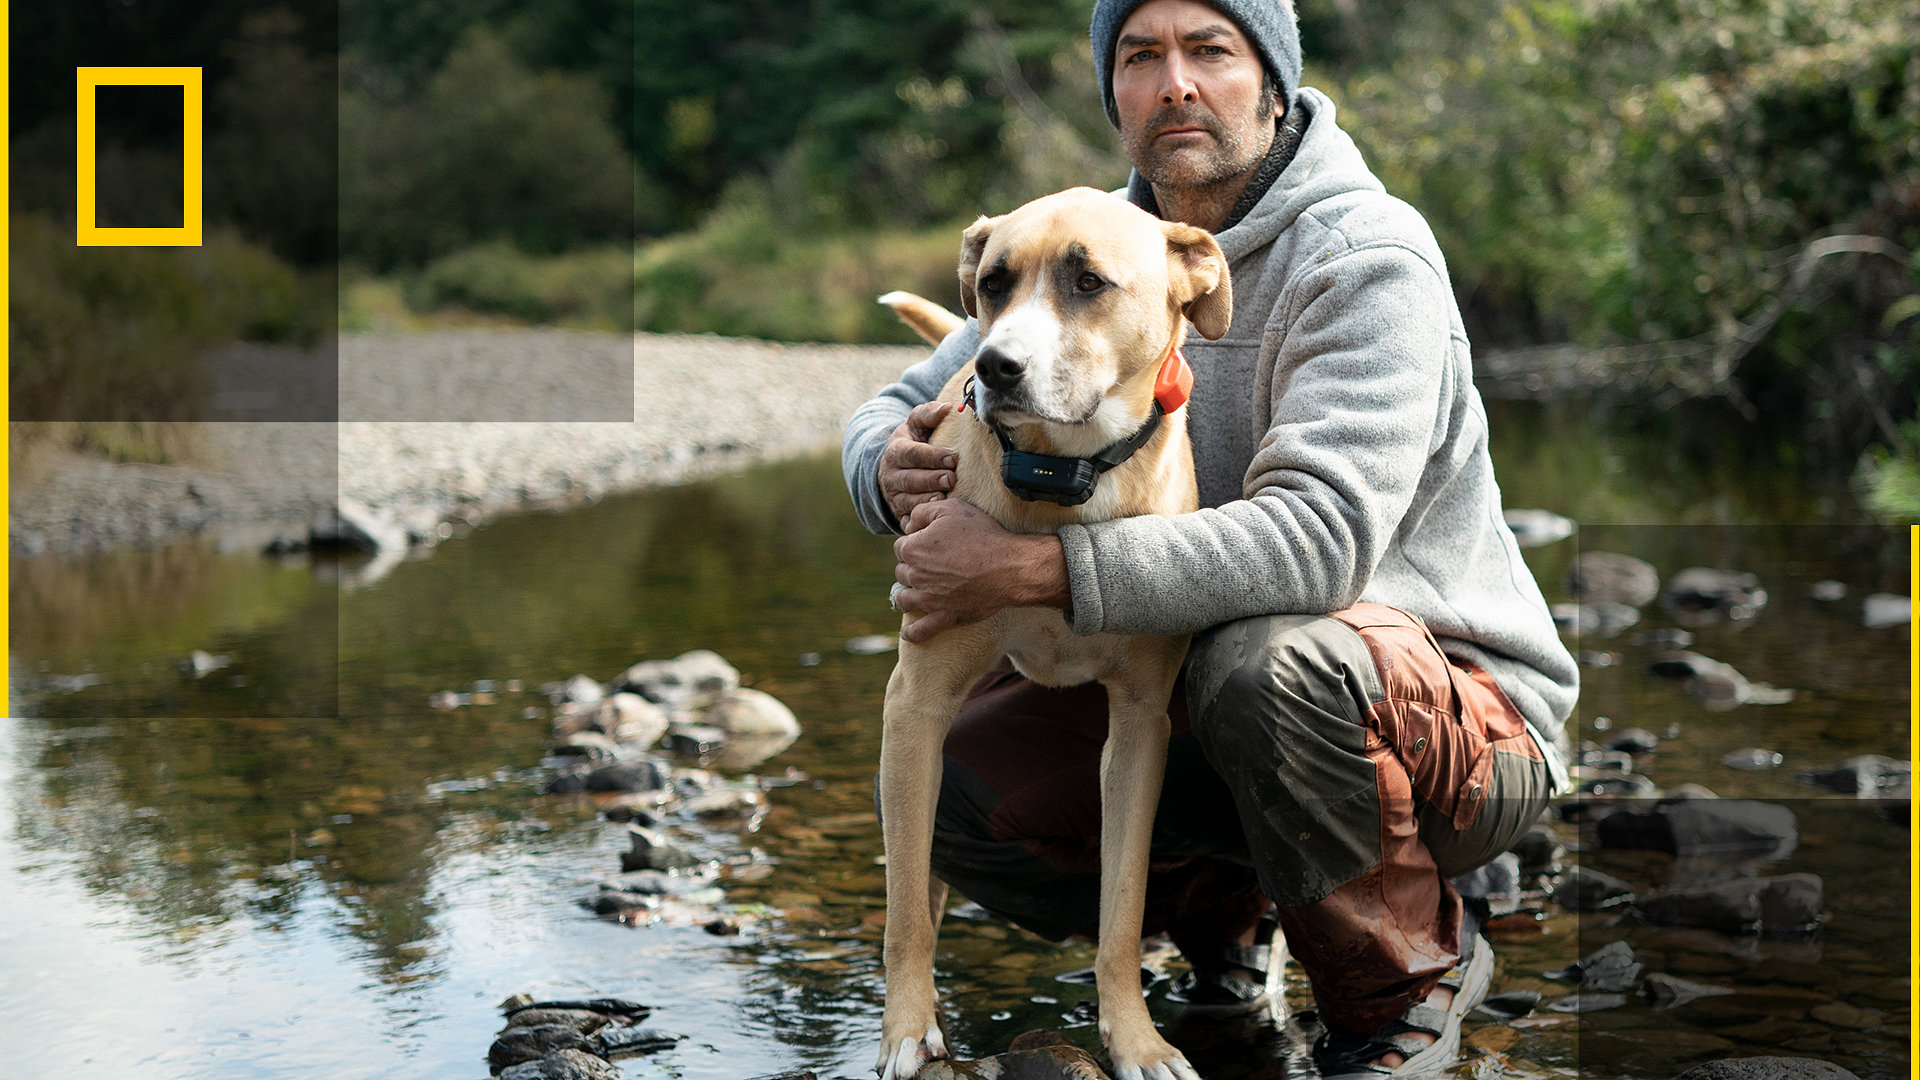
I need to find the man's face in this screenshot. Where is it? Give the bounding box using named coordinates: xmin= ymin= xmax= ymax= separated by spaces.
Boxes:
xmin=1112 ymin=0 xmax=1279 ymax=190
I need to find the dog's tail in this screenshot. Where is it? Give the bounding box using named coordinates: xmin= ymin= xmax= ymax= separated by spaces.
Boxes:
xmin=877 ymin=291 xmax=965 ymax=346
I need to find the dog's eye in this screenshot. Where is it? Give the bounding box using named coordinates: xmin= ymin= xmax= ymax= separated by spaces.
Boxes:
xmin=1075 ymin=272 xmax=1104 ymax=293
xmin=980 ymin=275 xmax=1004 ymax=296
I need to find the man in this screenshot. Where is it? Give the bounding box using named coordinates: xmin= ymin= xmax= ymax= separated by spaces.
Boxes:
xmin=841 ymin=0 xmax=1578 ymax=1074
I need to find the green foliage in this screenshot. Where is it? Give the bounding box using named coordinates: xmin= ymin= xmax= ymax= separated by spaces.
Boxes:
xmin=339 ymin=26 xmax=633 ymax=270
xmin=406 ymin=243 xmax=635 ymax=329
xmin=9 ymin=214 xmax=324 ymax=423
xmin=633 ymin=186 xmax=968 ymax=344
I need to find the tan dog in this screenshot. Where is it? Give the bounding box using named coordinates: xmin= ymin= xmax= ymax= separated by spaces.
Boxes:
xmin=876 ymin=187 xmax=1230 ymax=1080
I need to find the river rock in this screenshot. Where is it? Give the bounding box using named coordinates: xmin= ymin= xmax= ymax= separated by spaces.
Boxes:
xmin=1631 ymin=874 xmax=1823 ymax=934
xmin=497 ymin=1049 xmax=623 ymax=1080
xmin=622 ymin=823 xmax=704 ymax=871
xmin=1809 ymin=580 xmax=1848 ymax=602
xmin=503 ymin=998 xmax=653 ymax=1021
xmin=1595 ymin=799 xmax=1797 ymax=858
xmin=1860 ymin=592 xmax=1910 ymax=629
xmin=1509 ymin=826 xmax=1564 ymax=878
xmin=1721 ymin=748 xmax=1784 ymax=771
xmin=602 ymin=867 xmax=719 ymax=896
xmin=558 ymin=675 xmax=605 ymax=706
xmin=1576 ymin=769 xmax=1657 ymax=797
xmin=1504 ymin=508 xmax=1575 ymax=547
xmin=1547 ymin=940 xmax=1643 ymax=991
xmin=310 ymin=497 xmax=408 ymax=554
xmin=1795 ymin=754 xmax=1910 ymax=796
xmin=545 ymin=758 xmax=668 ymax=796
xmin=1567 ymin=551 xmax=1660 ymax=606
xmin=593 ymin=1025 xmax=684 ymax=1057
xmin=1646 ymin=651 xmax=1756 ymax=711
xmin=551 ymin=731 xmax=621 ymax=762
xmin=505 ymin=1009 xmax=611 ymax=1034
xmin=1642 ymin=973 xmax=1735 ymax=1009
xmin=1632 ymin=627 xmax=1696 ymax=648
xmin=1610 ymin=727 xmax=1661 ymax=754
xmin=704 ymin=688 xmax=801 ymax=738
xmin=1452 ymin=851 xmax=1521 ymax=915
xmin=663 ymin=723 xmax=728 ymax=759
xmin=1662 ymin=567 xmax=1768 ymax=624
xmin=918 ymin=1044 xmax=1112 ymax=1080
xmin=616 ymin=649 xmax=740 ymax=706
xmin=1547 ymin=992 xmax=1627 ymax=1013
xmin=1669 ymin=1056 xmax=1861 ymax=1080
xmin=491 ymin=1024 xmax=599 ymax=1068
xmin=1552 ymin=865 xmax=1636 ymax=911
xmin=1552 ymin=601 xmax=1641 ymax=638
xmin=578 ymin=693 xmax=670 ymax=747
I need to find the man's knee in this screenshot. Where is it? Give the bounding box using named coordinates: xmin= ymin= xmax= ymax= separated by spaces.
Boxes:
xmin=1184 ymin=613 xmax=1379 ymax=753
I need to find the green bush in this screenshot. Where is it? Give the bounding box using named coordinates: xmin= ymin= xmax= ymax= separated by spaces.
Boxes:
xmin=406 ymin=243 xmax=634 ymax=329
xmin=9 ymin=213 xmax=324 ymax=423
xmin=633 ymin=185 xmax=969 ymax=343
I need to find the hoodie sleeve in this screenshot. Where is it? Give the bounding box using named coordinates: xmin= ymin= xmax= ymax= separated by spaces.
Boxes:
xmin=1057 ymin=241 xmax=1453 ymax=635
xmin=843 ymin=320 xmax=981 ymax=536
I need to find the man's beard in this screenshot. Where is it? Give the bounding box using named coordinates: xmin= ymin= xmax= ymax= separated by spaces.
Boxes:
xmin=1123 ymin=95 xmax=1275 ymax=190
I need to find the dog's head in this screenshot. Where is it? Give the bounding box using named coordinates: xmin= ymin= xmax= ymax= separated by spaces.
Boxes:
xmin=956 ymin=187 xmax=1230 ymax=454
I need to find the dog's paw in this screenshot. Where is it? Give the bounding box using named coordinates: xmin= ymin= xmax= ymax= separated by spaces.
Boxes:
xmin=1106 ymin=1031 xmax=1201 ymax=1080
xmin=874 ymin=1019 xmax=947 ymax=1079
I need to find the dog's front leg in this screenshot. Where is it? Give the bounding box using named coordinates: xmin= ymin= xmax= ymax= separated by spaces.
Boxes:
xmin=1096 ymin=647 xmax=1200 ymax=1080
xmin=876 ymin=628 xmax=996 ymax=1079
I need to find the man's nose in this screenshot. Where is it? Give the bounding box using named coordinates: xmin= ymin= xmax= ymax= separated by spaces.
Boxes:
xmin=1160 ymin=51 xmax=1198 ymax=106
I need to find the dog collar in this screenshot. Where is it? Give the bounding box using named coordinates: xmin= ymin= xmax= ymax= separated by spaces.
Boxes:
xmin=959 ymin=341 xmax=1187 ymax=507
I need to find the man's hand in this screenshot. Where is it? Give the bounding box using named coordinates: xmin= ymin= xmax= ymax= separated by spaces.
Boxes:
xmin=878 ymin=401 xmax=957 ymax=525
xmin=892 ymin=498 xmax=1070 ymax=644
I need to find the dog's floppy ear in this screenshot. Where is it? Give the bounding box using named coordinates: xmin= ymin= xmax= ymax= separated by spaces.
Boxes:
xmin=957 ymin=214 xmax=999 ymax=319
xmin=1163 ymin=222 xmax=1233 ymax=341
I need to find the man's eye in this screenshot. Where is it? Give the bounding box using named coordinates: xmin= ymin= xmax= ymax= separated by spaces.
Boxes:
xmin=1197 ymin=45 xmax=1224 ymax=56
xmin=1075 ymin=273 xmax=1104 ymax=293
xmin=1127 ymin=49 xmax=1156 ymax=64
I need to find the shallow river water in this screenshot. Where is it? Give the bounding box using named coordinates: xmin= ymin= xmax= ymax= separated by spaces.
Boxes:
xmin=3 ymin=398 xmax=1912 ymax=1079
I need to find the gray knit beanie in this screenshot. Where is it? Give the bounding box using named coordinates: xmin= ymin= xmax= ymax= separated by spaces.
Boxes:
xmin=1090 ymin=0 xmax=1300 ymax=127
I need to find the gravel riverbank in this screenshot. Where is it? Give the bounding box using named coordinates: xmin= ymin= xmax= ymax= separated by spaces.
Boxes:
xmin=10 ymin=330 xmax=927 ymax=557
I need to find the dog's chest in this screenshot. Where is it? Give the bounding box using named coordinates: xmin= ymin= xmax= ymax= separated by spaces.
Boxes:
xmin=996 ymin=608 xmax=1128 ymax=688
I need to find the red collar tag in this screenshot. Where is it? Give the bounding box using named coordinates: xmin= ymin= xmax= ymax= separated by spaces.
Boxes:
xmin=1153 ymin=346 xmax=1194 ymax=414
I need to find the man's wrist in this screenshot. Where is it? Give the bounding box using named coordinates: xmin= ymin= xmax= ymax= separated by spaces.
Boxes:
xmin=1015 ymin=533 xmax=1072 ymax=610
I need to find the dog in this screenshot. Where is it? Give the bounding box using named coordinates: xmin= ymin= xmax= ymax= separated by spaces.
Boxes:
xmin=875 ymin=187 xmax=1231 ymax=1080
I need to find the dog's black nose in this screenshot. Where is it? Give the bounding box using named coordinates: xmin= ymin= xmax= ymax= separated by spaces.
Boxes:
xmin=974 ymin=346 xmax=1026 ymax=391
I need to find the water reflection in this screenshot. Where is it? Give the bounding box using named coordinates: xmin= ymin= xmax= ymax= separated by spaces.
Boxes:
xmin=3 ymin=407 xmax=1912 ymax=1079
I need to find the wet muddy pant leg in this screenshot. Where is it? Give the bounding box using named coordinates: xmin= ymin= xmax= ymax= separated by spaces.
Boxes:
xmin=1183 ymin=606 xmax=1550 ymax=1037
xmin=909 ymin=663 xmax=1269 ymax=957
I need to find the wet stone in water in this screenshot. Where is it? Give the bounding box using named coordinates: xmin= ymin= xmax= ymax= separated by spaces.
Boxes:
xmin=1641 ymin=972 xmax=1735 ymax=1010
xmin=1630 ymin=873 xmax=1823 ymax=935
xmin=622 ymin=823 xmax=703 ymax=872
xmin=1547 ymin=940 xmax=1643 ymax=992
xmin=1671 ymin=1056 xmax=1862 ymax=1080
xmin=1551 ymin=865 xmax=1635 ymax=911
xmin=1662 ymin=567 xmax=1768 ymax=623
xmin=1595 ymin=799 xmax=1797 ymax=858
xmin=491 ymin=1024 xmax=598 ymax=1068
xmin=1794 ymin=754 xmax=1909 ymax=796
xmin=1566 ymin=551 xmax=1659 ymax=607
xmin=1609 ymin=727 xmax=1660 ymax=754
xmin=1546 ymin=992 xmax=1628 ymax=1013
xmin=1721 ymin=748 xmax=1784 ymax=771
xmin=497 ymin=1049 xmax=623 ymax=1080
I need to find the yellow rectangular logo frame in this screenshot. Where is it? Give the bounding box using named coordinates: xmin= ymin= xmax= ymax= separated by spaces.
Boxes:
xmin=75 ymin=66 xmax=203 ymax=247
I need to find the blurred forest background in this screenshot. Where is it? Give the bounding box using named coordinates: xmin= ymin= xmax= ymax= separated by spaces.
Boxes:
xmin=9 ymin=0 xmax=1919 ymax=518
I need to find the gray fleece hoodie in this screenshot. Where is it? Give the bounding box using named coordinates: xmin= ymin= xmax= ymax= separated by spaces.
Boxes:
xmin=842 ymin=88 xmax=1577 ymax=786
